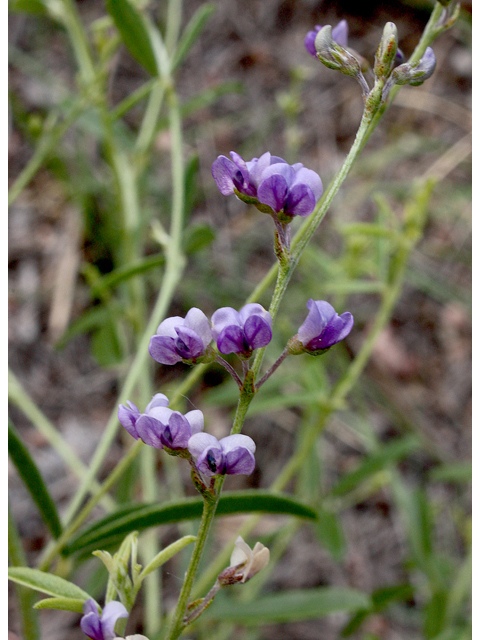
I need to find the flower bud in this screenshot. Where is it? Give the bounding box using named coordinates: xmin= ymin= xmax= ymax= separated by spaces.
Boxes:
xmin=374 ymin=22 xmax=398 ymax=79
xmin=314 ymin=25 xmax=362 ymax=78
xmin=390 ymin=47 xmax=436 ymax=87
xmin=218 ymin=536 xmax=270 ymax=585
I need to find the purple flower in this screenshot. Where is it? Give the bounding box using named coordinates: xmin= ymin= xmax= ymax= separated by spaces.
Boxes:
xmin=256 ymin=162 xmax=323 ymax=219
xmin=211 ymin=152 xmax=323 ymax=220
xmin=118 ymin=393 xmax=169 ymax=440
xmin=211 ymin=303 xmax=272 ymax=357
xmin=294 ymin=299 xmax=354 ymax=353
xmin=188 ymin=433 xmax=256 ymax=476
xmin=211 ymin=151 xmax=286 ymax=200
xmin=304 ymin=20 xmax=348 ymax=57
xmin=149 ymin=308 xmax=212 ymax=365
xmin=135 ymin=407 xmax=204 ymax=451
xmin=80 ymin=599 xmax=128 ymax=640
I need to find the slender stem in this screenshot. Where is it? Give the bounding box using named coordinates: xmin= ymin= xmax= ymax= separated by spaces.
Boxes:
xmin=8 ymin=370 xmax=114 ymax=512
xmin=256 ymin=348 xmax=289 ymax=389
xmin=37 ymin=439 xmax=144 ymax=570
xmin=8 ymin=102 xmax=85 ymax=206
xmin=58 ymin=85 xmax=186 ymax=534
xmin=215 ymin=355 xmax=243 ymax=390
xmin=165 ymin=497 xmax=218 ymax=640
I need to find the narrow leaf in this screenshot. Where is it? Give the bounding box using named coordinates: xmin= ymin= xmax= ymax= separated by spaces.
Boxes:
xmin=8 ymin=567 xmax=91 ymax=600
xmin=63 ymin=491 xmax=317 ymax=556
xmin=9 ymin=0 xmax=47 ymax=14
xmin=139 ymin=535 xmax=196 ymax=579
xmin=315 ymin=507 xmax=345 ymax=561
xmin=106 ymin=0 xmax=158 ymax=75
xmin=429 ymin=462 xmax=472 ymax=484
xmin=34 ymin=597 xmax=85 ymax=613
xmin=172 ymin=4 xmax=216 ymax=70
xmin=330 ymin=435 xmax=421 ymax=497
xmin=205 ymin=587 xmax=371 ymax=624
xmin=8 ymin=420 xmax=62 ymax=539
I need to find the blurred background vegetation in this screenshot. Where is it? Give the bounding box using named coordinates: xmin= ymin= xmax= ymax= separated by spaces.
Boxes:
xmin=9 ymin=0 xmax=471 ymax=639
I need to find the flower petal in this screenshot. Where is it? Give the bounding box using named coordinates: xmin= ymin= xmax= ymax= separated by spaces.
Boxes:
xmin=211 ymin=307 xmax=241 ymax=339
xmin=332 ymin=20 xmax=349 ymax=48
xmin=291 ymin=167 xmax=323 ymax=200
xmin=211 ymin=155 xmax=237 ymax=195
xmin=145 ymin=393 xmax=169 ymax=413
xmin=285 ymin=183 xmax=316 ymax=218
xmin=188 ymin=432 xmax=220 ymax=459
xmin=174 ymin=326 xmax=205 ymax=359
xmin=185 ymin=409 xmax=204 ymax=435
xmin=220 ymin=434 xmax=256 ymax=455
xmin=297 ymin=299 xmax=336 ymax=346
xmin=304 ymin=26 xmax=321 ymax=56
xmin=238 ymin=303 xmax=272 ymax=327
xmin=80 ymin=612 xmax=103 ymax=640
xmin=309 ymin=311 xmax=354 ymax=350
xmin=149 ymin=335 xmax=182 ymax=365
xmin=243 ymin=315 xmax=272 ymax=350
xmin=184 ymin=308 xmax=212 ymax=349
xmin=196 ymin=446 xmax=224 ymax=476
xmin=156 ymin=316 xmax=184 ymax=338
xmin=224 ymin=447 xmax=256 ymax=475
xmin=135 ymin=415 xmax=165 ymax=449
xmin=161 ymin=412 xmax=191 ymax=449
xmin=101 ymin=601 xmax=128 ymax=640
xmin=216 ymin=325 xmax=246 ymax=354
xmin=118 ymin=403 xmax=140 ymax=439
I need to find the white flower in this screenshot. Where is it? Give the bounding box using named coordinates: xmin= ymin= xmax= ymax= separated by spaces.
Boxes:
xmin=228 ymin=536 xmax=270 ymax=583
xmin=114 ymin=636 xmax=150 ymax=640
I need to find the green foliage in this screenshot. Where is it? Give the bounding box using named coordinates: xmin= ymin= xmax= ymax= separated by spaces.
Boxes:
xmin=106 ymin=0 xmax=158 ymax=75
xmin=8 ymin=567 xmax=91 ymax=600
xmin=8 ymin=420 xmax=63 ymax=539
xmin=64 ymin=491 xmax=318 ymax=556
xmin=205 ymin=587 xmax=370 ymax=624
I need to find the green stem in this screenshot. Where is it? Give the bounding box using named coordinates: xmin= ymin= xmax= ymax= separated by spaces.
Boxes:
xmin=8 ymin=370 xmax=114 ymax=512
xmin=165 ymin=496 xmax=218 ymax=640
xmin=8 ymin=102 xmax=85 ymax=206
xmin=9 ymin=506 xmax=40 ymax=640
xmin=37 ymin=438 xmax=143 ymax=570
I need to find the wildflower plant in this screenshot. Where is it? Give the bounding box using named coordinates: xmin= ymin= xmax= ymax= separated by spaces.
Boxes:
xmin=7 ymin=1 xmax=470 ymax=640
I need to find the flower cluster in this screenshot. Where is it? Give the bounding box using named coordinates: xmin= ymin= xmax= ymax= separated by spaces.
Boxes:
xmin=212 ymin=151 xmax=323 ymax=222
xmin=119 ymin=396 xmax=256 ymax=477
xmin=148 ymin=303 xmax=273 ymax=365
xmin=307 ymin=18 xmax=436 ymax=100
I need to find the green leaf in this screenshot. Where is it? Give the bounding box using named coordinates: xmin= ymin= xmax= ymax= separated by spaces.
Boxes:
xmin=9 ymin=0 xmax=47 ymax=14
xmin=315 ymin=507 xmax=345 ymax=561
xmin=429 ymin=462 xmax=472 ymax=484
xmin=88 ymin=254 xmax=165 ymax=297
xmin=330 ymin=435 xmax=421 ymax=497
xmin=183 ymin=223 xmax=216 ymax=254
xmin=424 ymin=589 xmax=449 ymax=639
xmin=91 ymin=320 xmax=124 ymax=367
xmin=55 ymin=306 xmax=108 ymax=349
xmin=8 ymin=420 xmax=62 ymax=539
xmin=172 ymin=3 xmax=216 ymax=70
xmin=8 ymin=567 xmax=91 ymax=600
xmin=63 ymin=491 xmax=317 ymax=556
xmin=34 ymin=597 xmax=85 ymax=613
xmin=205 ymin=587 xmax=371 ymax=624
xmin=106 ymin=0 xmax=158 ymax=75
xmin=139 ymin=535 xmax=196 ymax=579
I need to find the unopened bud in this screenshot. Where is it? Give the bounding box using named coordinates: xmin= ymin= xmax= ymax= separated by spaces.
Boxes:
xmin=314 ymin=25 xmax=362 ymax=78
xmin=218 ymin=537 xmax=270 ymax=586
xmin=390 ymin=47 xmax=436 ymax=87
xmin=374 ymin=22 xmax=398 ymax=79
